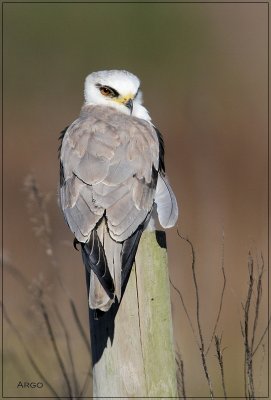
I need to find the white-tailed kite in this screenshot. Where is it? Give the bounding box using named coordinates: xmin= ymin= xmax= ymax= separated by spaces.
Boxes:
xmin=59 ymin=70 xmax=178 ymax=315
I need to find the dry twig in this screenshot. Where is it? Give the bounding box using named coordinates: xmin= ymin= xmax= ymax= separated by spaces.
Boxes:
xmin=214 ymin=334 xmax=227 ymax=399
xmin=177 ymin=230 xmax=214 ymax=399
xmin=38 ymin=293 xmax=73 ymax=398
xmin=54 ymin=304 xmax=80 ymax=396
xmin=206 ymin=231 xmax=226 ymax=356
xmin=241 ymin=252 xmax=268 ymax=399
xmin=176 ymin=351 xmax=187 ymax=399
xmin=3 ymin=176 xmax=92 ymax=398
xmin=170 ymin=278 xmax=199 ymax=348
xmin=2 ymin=303 xmax=60 ymax=399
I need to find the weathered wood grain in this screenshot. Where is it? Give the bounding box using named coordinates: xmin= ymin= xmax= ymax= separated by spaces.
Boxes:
xmin=89 ymin=231 xmax=177 ymax=397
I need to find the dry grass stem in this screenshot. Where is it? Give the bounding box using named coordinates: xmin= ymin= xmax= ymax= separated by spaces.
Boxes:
xmin=177 ymin=230 xmax=214 ymax=399
xmin=69 ymin=299 xmax=91 ymax=356
xmin=206 ymin=231 xmax=226 ymax=356
xmin=3 ymin=259 xmax=30 ymax=289
xmin=2 ymin=303 xmax=60 ymax=399
xmin=78 ymin=365 xmax=93 ymax=397
xmin=252 ymin=318 xmax=270 ymax=357
xmin=24 ymin=175 xmax=91 ymax=352
xmin=255 ymin=344 xmax=266 ymax=396
xmin=54 ymin=304 xmax=80 ymax=396
xmin=214 ymin=334 xmax=227 ymax=399
xmin=23 ymin=175 xmax=53 ymax=256
xmin=176 ymin=351 xmax=187 ymax=399
xmin=38 ymin=295 xmax=73 ymax=398
xmin=23 ymin=174 xmax=70 ymax=296
xmin=3 ymin=176 xmax=93 ymax=398
xmin=170 ymin=278 xmax=200 ymax=348
xmin=5 ymin=176 xmax=268 ymax=398
xmin=240 ymin=252 xmax=268 ymax=399
xmin=4 ymin=264 xmax=92 ymax=397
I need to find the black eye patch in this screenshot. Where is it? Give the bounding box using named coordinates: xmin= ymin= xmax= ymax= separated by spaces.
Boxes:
xmin=95 ymin=83 xmax=119 ymax=98
xmin=134 ymin=87 xmax=140 ymax=99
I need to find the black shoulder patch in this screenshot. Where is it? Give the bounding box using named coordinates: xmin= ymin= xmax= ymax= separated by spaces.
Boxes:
xmin=58 ymin=125 xmax=70 ymax=159
xmin=59 ymin=160 xmax=65 ymax=188
xmin=58 ymin=125 xmax=70 ymax=188
xmin=154 ymin=127 xmax=165 ymax=175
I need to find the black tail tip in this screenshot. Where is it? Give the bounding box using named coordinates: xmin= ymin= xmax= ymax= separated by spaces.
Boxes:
xmin=93 ymin=309 xmax=105 ymax=320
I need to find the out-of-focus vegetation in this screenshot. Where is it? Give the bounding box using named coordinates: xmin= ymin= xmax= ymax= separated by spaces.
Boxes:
xmin=3 ymin=3 xmax=268 ymax=397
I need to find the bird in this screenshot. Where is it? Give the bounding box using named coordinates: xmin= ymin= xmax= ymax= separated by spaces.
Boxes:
xmin=59 ymin=70 xmax=178 ymax=315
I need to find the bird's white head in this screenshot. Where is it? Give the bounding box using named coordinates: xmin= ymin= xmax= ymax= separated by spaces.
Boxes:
xmin=84 ymin=70 xmax=151 ymax=121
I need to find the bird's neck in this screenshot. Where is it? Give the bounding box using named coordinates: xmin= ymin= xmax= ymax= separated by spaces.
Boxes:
xmin=132 ymin=102 xmax=152 ymax=122
xmin=83 ymin=101 xmax=152 ymax=123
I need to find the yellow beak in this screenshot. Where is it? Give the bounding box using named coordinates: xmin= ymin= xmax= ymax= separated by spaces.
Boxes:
xmin=114 ymin=94 xmax=134 ymax=112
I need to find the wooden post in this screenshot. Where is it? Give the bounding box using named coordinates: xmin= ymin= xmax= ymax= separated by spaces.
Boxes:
xmin=89 ymin=231 xmax=178 ymax=397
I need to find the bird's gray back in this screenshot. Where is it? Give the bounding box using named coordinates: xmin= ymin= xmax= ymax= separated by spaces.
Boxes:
xmin=59 ymin=105 xmax=159 ymax=243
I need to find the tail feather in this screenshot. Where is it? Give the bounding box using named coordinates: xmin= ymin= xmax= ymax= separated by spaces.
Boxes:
xmin=82 ymin=213 xmax=152 ymax=314
xmin=89 ymin=274 xmax=114 ymax=311
xmin=81 ymin=219 xmax=122 ymax=312
xmin=121 ymin=227 xmax=143 ymax=287
xmin=121 ymin=212 xmax=152 ymax=287
xmin=81 ymin=229 xmax=115 ymax=296
xmin=101 ymin=221 xmax=122 ymax=303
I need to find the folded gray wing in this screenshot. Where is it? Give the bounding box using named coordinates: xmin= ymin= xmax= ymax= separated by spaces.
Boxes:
xmin=59 ymin=105 xmax=159 ymax=243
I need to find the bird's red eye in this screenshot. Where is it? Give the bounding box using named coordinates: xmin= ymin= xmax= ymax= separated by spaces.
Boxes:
xmin=100 ymin=87 xmax=112 ymax=96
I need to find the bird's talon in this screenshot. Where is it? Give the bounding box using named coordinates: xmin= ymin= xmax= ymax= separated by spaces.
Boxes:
xmin=73 ymin=238 xmax=80 ymax=251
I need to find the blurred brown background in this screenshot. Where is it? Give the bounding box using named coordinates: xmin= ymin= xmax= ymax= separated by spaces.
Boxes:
xmin=2 ymin=2 xmax=268 ymax=398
